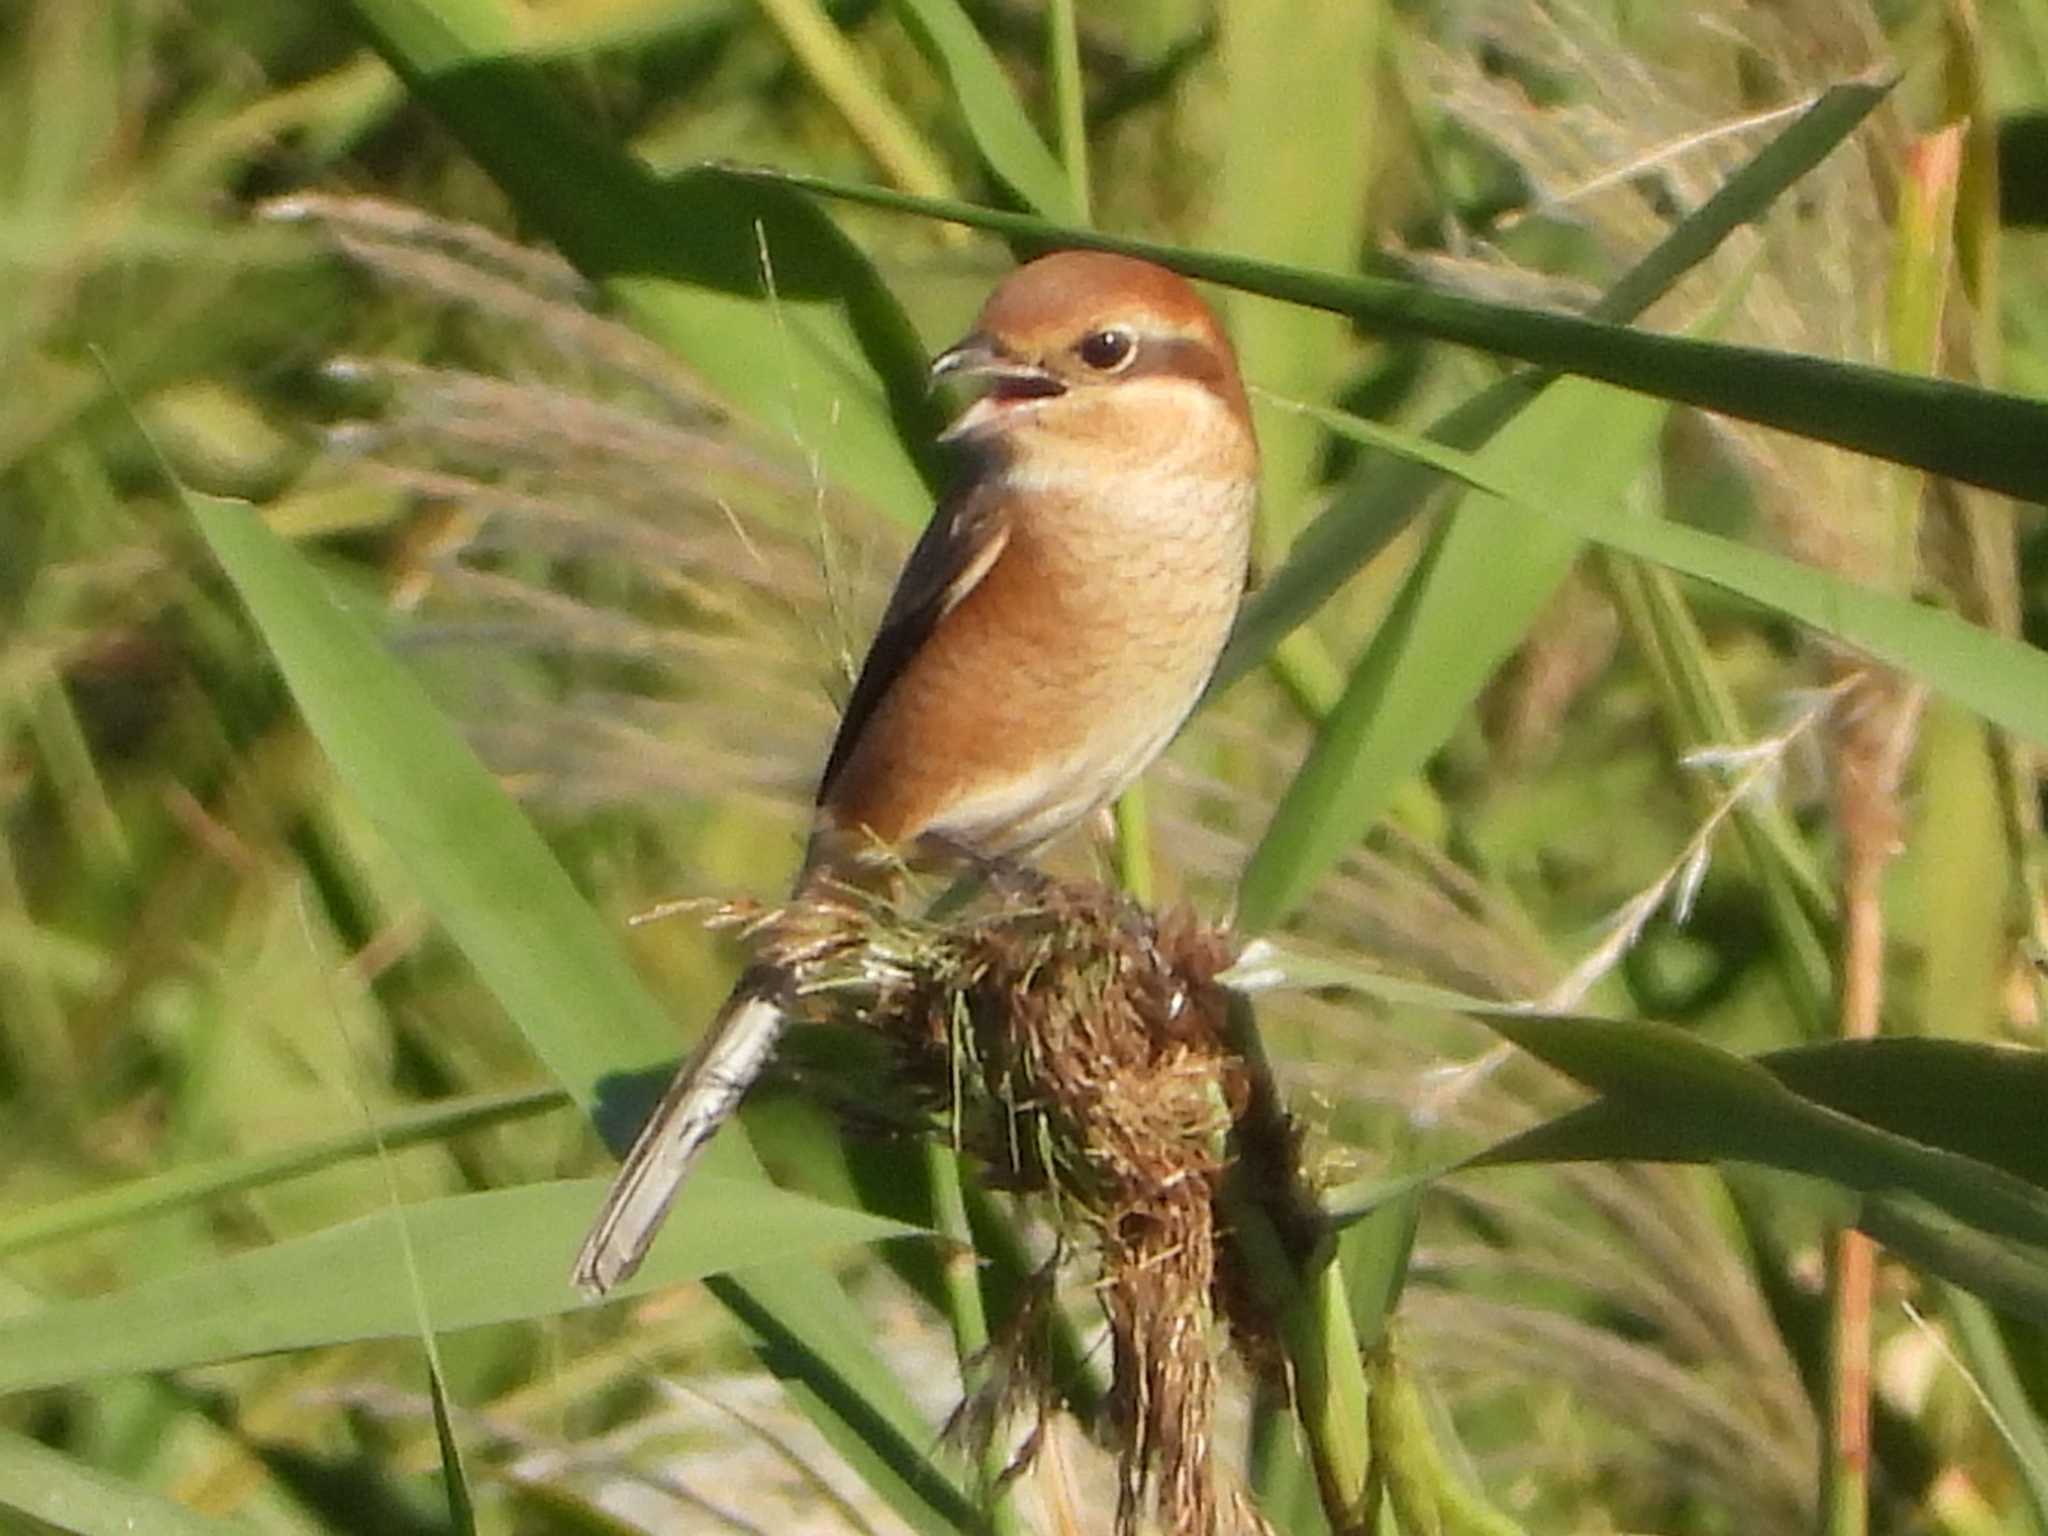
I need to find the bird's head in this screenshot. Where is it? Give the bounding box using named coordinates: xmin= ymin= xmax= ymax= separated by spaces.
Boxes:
xmin=931 ymin=251 xmax=1254 ymax=472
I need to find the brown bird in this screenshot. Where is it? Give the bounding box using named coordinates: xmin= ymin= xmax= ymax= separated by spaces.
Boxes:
xmin=573 ymin=250 xmax=1258 ymax=1295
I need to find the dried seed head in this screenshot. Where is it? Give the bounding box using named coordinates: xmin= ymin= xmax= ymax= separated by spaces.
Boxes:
xmin=744 ymin=878 xmax=1278 ymax=1535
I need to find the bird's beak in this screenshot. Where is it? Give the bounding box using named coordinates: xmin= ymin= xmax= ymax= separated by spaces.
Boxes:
xmin=931 ymin=333 xmax=1064 ymax=394
xmin=929 ymin=333 xmax=1001 ymax=382
xmin=931 ymin=333 xmax=1064 ymax=442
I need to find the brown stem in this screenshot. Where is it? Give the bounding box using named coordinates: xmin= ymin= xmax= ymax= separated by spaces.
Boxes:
xmin=1826 ymin=669 xmax=1924 ymax=1536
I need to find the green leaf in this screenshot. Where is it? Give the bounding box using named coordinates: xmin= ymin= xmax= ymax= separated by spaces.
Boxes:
xmin=0 ymin=1087 xmax=566 ymax=1260
xmin=1464 ymin=1026 xmax=2048 ymax=1260
xmin=1935 ymin=1280 xmax=2048 ymax=1525
xmin=191 ymin=495 xmax=674 ymax=1101
xmin=0 ymin=1178 xmax=917 ymax=1394
xmin=1208 ymin=0 xmax=1381 ymax=554
xmin=1281 ymin=401 xmax=2048 ymax=747
xmin=1760 ymin=1038 xmax=2048 ymax=1187
xmin=0 ymin=1429 xmax=253 ymax=1536
xmin=716 ymin=152 xmax=2048 ymax=506
xmin=327 ymin=0 xmax=942 ymax=521
xmin=1861 ymin=1198 xmax=2048 ymax=1331
xmin=1600 ymin=554 xmax=1836 ymax=1031
xmin=1218 ymin=73 xmax=1895 ymax=692
xmin=427 ymin=1360 xmax=479 ymax=1536
xmin=1246 ymin=949 xmax=2048 ymax=1275
xmin=1042 ymin=0 xmax=1087 ymax=218
xmin=184 ymin=495 xmax=977 ymax=1536
xmin=753 ymin=0 xmax=957 ymax=204
xmin=1908 ymin=706 xmax=2011 ymax=1046
xmin=889 ymin=0 xmax=1077 ymax=220
xmin=1236 ymin=376 xmax=1666 ymax=929
xmin=706 ymin=1266 xmax=990 ymax=1536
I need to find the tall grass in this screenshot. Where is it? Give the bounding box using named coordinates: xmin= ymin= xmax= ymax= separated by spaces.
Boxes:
xmin=3 ymin=2 xmax=2047 ymax=1533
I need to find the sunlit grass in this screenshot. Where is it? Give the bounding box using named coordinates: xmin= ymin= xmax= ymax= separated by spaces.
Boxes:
xmin=3 ymin=2 xmax=2047 ymax=1533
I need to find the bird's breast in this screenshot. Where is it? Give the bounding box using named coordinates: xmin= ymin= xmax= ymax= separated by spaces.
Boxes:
xmin=819 ymin=441 xmax=1253 ymax=859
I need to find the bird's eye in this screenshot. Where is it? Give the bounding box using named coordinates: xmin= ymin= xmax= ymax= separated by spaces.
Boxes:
xmin=1076 ymin=327 xmax=1136 ymax=371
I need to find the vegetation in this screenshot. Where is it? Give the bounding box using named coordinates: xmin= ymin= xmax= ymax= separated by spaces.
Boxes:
xmin=4 ymin=1 xmax=2048 ymax=1533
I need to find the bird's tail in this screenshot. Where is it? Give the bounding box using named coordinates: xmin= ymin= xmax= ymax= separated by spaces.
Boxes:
xmin=571 ymin=974 xmax=790 ymax=1297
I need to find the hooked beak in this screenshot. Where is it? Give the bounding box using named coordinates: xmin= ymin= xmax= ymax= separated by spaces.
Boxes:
xmin=931 ymin=333 xmax=1064 ymax=443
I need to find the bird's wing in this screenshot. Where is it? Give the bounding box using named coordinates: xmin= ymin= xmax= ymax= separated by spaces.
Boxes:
xmin=817 ymin=476 xmax=1010 ymax=800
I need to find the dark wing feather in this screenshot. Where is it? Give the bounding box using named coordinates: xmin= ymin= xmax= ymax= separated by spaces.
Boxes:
xmin=817 ymin=475 xmax=1010 ymax=801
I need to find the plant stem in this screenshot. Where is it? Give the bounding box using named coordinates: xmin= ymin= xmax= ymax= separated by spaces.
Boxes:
xmin=924 ymin=1142 xmax=1020 ymax=1536
xmin=1370 ymin=1337 xmax=1528 ymax=1536
xmin=1112 ymin=784 xmax=1153 ymax=902
xmin=1219 ymin=991 xmax=1375 ymax=1532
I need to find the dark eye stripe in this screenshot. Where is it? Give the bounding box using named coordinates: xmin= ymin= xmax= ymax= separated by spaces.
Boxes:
xmin=1123 ymin=335 xmax=1229 ymax=392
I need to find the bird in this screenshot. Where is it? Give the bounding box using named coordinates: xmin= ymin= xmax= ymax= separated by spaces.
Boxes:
xmin=572 ymin=249 xmax=1258 ymax=1296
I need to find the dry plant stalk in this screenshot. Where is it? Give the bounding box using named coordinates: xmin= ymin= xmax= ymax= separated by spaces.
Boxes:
xmin=736 ymin=876 xmax=1281 ymax=1536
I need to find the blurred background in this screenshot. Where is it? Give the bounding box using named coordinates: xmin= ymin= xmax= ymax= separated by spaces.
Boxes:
xmin=4 ymin=1 xmax=2047 ymax=1532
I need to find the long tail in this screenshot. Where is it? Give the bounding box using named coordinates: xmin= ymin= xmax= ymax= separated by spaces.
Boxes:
xmin=572 ymin=974 xmax=790 ymax=1296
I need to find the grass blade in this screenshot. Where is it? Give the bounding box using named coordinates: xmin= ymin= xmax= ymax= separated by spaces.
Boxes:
xmin=1219 ymin=73 xmax=1894 ymax=691
xmin=1246 ymin=948 xmax=2048 ymax=1264
xmin=0 ymin=1177 xmax=918 ymax=1394
xmin=1861 ymin=1200 xmax=2048 ymax=1331
xmin=1236 ymin=376 xmax=1666 ymax=929
xmin=1043 ymin=0 xmax=1087 ymax=218
xmin=753 ymin=0 xmax=957 ymax=202
xmin=0 ymin=1086 xmax=566 ymax=1259
xmin=889 ymin=0 xmax=1076 ymax=220
xmin=1936 ymin=1282 xmax=2048 ymax=1527
xmin=718 ymin=145 xmax=2048 ymax=505
xmin=190 ymin=495 xmax=673 ymax=1101
xmin=328 ymin=0 xmax=942 ymax=520
xmin=184 ymin=493 xmax=977 ymax=1536
xmin=0 ymin=1429 xmax=253 ymax=1536
xmin=706 ymin=1266 xmax=992 ymax=1536
xmin=1600 ymin=553 xmax=1836 ymax=1030
xmin=1208 ymin=0 xmax=1381 ymax=557
xmin=1284 ymin=403 xmax=2048 ymax=750
xmin=427 ymin=1360 xmax=479 ymax=1536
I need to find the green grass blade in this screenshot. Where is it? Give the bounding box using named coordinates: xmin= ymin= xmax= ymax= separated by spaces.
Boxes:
xmin=184 ymin=495 xmax=976 ymax=1536
xmin=1246 ymin=948 xmax=2048 ymax=1262
xmin=1586 ymin=82 xmax=1895 ymax=326
xmin=327 ymin=0 xmax=942 ymax=521
xmin=1236 ymin=377 xmax=1665 ymax=929
xmin=1043 ymin=0 xmax=1087 ymax=218
xmin=1289 ymin=401 xmax=2048 ymax=748
xmin=1208 ymin=0 xmax=1381 ymax=557
xmin=0 ymin=1086 xmax=566 ymax=1259
xmin=427 ymin=1359 xmax=479 ymax=1536
xmin=0 ymin=1429 xmax=254 ymax=1536
xmin=717 ymin=156 xmax=2048 ymax=505
xmin=1860 ymin=1200 xmax=2048 ymax=1331
xmin=1246 ymin=1381 xmax=1325 ymax=1536
xmin=1911 ymin=704 xmax=2012 ymax=1046
xmin=1600 ymin=554 xmax=1836 ymax=1031
xmin=191 ymin=495 xmax=674 ymax=1101
xmin=1937 ymin=1282 xmax=2048 ymax=1525
xmin=1481 ymin=1039 xmax=2048 ymax=1196
xmin=0 ymin=1177 xmax=917 ymax=1394
xmin=1760 ymin=1039 xmax=2048 ymax=1187
xmin=890 ymin=0 xmax=1076 ymax=220
xmin=706 ymin=1267 xmax=992 ymax=1536
xmin=753 ymin=0 xmax=957 ymax=202
xmin=1215 ymin=990 xmax=1378 ymax=1529
xmin=1236 ymin=950 xmax=2048 ymax=1261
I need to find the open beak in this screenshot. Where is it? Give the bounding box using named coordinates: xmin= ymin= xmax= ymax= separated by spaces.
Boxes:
xmin=931 ymin=333 xmax=1064 ymax=442
xmin=930 ymin=333 xmax=1063 ymax=395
